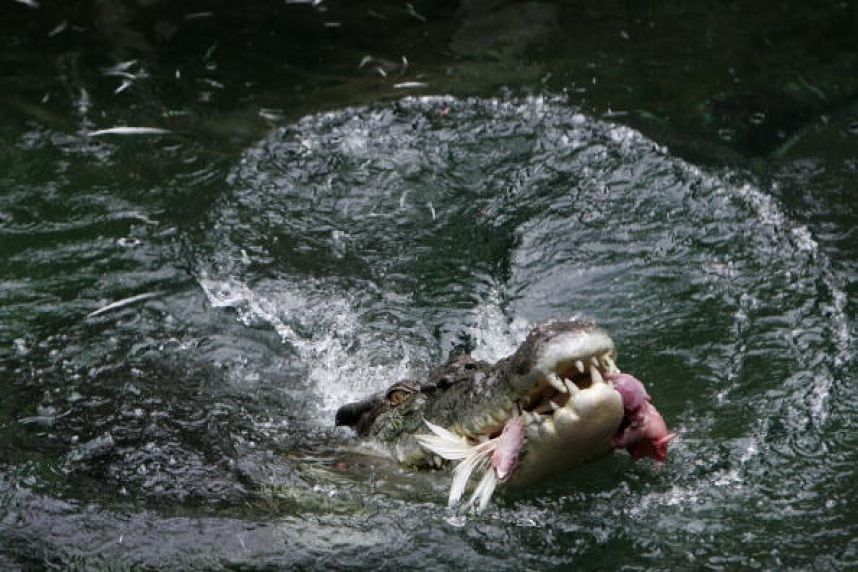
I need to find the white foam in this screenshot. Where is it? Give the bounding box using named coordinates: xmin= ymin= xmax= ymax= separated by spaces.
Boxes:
xmin=468 ymin=292 xmax=530 ymax=363
xmin=198 ymin=275 xmax=299 ymax=342
xmin=198 ymin=274 xmax=417 ymax=419
xmin=731 ymin=182 xmax=850 ymax=421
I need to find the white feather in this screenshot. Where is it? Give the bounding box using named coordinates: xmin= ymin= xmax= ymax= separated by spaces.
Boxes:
xmin=416 ymin=418 xmax=506 ymax=511
xmin=466 ymin=465 xmax=499 ymax=512
xmin=422 ymin=418 xmax=462 ymax=442
xmin=414 ymin=434 xmax=472 ymax=460
xmin=415 ymin=419 xmax=473 ymax=460
xmin=449 ymin=452 xmax=489 ymax=507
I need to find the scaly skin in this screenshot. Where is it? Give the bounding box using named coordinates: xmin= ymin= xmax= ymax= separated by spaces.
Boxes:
xmin=336 ymin=321 xmax=642 ymax=485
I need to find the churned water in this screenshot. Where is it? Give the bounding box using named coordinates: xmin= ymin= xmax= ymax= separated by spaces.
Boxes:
xmin=2 ymin=93 xmax=855 ymax=569
xmin=3 ymin=1 xmax=858 ymax=569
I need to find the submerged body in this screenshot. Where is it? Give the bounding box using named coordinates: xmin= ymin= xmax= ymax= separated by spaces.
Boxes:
xmin=336 ymin=321 xmax=674 ymax=510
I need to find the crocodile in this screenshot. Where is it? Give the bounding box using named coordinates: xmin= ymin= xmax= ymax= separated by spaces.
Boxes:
xmin=335 ymin=320 xmax=674 ymax=511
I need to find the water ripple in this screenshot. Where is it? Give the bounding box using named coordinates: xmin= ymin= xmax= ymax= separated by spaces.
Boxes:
xmin=2 ymin=95 xmax=854 ymax=569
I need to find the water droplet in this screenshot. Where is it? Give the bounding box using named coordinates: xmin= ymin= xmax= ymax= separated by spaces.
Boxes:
xmin=848 ymin=120 xmax=858 ymax=136
xmin=13 ymin=338 xmax=30 ymax=356
xmin=117 ymin=237 xmax=142 ymax=248
xmin=331 ymin=230 xmax=348 ymax=257
xmin=718 ymin=127 xmax=735 ymax=142
xmin=749 ymin=111 xmax=766 ymax=125
xmin=445 ymin=514 xmax=468 ymax=527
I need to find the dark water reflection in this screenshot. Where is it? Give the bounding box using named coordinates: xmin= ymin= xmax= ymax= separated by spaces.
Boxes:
xmin=1 ymin=1 xmax=857 ymax=570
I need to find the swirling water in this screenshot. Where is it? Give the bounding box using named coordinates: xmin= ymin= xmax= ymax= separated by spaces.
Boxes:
xmin=1 ymin=93 xmax=855 ymax=569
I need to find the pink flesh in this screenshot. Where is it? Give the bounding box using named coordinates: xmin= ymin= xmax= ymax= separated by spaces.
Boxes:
xmin=611 ymin=373 xmax=649 ymax=412
xmin=609 ymin=373 xmax=675 ymax=462
xmin=491 ymin=417 xmax=526 ymax=481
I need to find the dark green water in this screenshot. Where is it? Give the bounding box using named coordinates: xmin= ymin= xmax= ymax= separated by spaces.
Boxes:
xmin=1 ymin=1 xmax=857 ymax=569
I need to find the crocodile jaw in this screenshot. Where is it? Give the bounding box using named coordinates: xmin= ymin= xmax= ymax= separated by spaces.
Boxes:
xmin=429 ymin=323 xmax=627 ymax=487
xmin=509 ymin=377 xmax=623 ymax=486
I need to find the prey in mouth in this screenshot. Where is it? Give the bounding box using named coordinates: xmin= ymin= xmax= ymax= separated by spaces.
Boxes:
xmin=335 ymin=321 xmax=675 ymax=512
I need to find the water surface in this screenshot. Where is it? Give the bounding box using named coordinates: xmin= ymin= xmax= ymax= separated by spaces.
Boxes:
xmin=1 ymin=1 xmax=857 ymax=570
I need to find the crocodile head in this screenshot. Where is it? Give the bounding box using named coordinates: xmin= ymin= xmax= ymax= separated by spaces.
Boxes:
xmin=335 ymin=321 xmax=630 ymax=488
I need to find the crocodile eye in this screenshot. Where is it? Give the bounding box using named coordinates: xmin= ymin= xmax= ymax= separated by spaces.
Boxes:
xmin=385 ymin=382 xmax=417 ymax=406
xmin=387 ymin=390 xmax=411 ymax=406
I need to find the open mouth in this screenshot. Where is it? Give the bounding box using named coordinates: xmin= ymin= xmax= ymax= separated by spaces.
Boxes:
xmin=463 ymin=326 xmax=622 ymax=441
xmin=518 ymin=351 xmax=620 ymax=425
xmin=424 ymin=325 xmax=628 ymax=495
xmin=412 ymin=321 xmax=670 ymax=509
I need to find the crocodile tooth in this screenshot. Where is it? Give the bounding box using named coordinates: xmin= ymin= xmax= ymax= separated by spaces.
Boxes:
xmin=603 ymin=355 xmax=620 ymax=374
xmin=555 ymin=403 xmax=580 ymax=422
xmin=590 ymin=356 xmax=600 ymax=368
xmin=549 ymin=400 xmax=561 ymax=411
xmin=563 ymin=378 xmax=580 ymax=394
xmin=590 ymin=365 xmax=604 ymax=385
xmin=575 ymin=360 xmax=585 ymax=374
xmin=539 ymin=416 xmax=556 ymax=436
xmin=546 ymin=372 xmax=568 ymax=393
